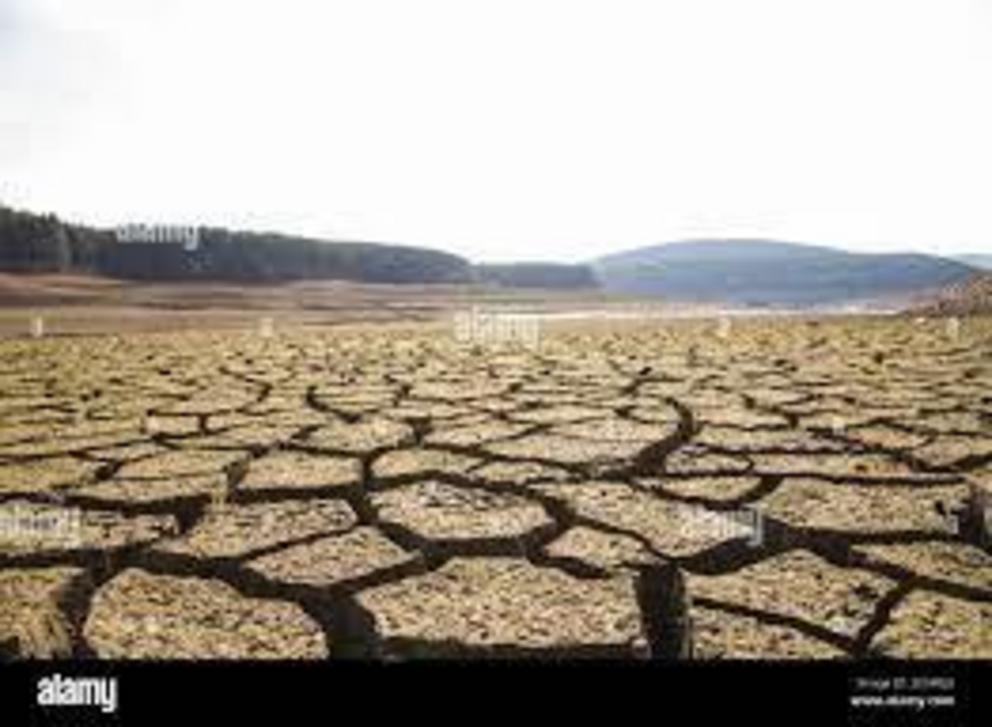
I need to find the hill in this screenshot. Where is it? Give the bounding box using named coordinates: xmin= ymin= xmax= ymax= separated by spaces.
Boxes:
xmin=594 ymin=239 xmax=977 ymax=306
xmin=102 ymin=227 xmax=473 ymax=284
xmin=0 ymin=205 xmax=472 ymax=284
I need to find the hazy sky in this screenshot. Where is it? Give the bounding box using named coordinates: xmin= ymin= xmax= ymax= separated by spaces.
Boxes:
xmin=2 ymin=0 xmax=991 ymax=262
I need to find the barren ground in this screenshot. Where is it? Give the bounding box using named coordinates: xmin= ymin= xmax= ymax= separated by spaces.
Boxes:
xmin=0 ymin=274 xmax=632 ymax=336
xmin=1 ymin=314 xmax=990 ymax=659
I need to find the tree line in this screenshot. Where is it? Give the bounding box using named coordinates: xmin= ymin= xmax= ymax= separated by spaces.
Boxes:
xmin=0 ymin=204 xmax=599 ymax=289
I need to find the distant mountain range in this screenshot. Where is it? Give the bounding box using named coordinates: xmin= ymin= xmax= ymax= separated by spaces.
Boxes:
xmin=594 ymin=239 xmax=979 ymax=307
xmin=1 ymin=203 xmax=987 ymax=305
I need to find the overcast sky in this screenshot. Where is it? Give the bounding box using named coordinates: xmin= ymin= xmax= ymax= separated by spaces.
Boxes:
xmin=2 ymin=0 xmax=991 ymax=262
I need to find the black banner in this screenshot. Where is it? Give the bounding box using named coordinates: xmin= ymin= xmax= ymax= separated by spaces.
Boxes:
xmin=1 ymin=660 xmax=988 ymax=725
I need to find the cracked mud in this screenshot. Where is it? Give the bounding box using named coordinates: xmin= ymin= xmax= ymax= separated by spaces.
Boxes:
xmin=1 ymin=317 xmax=990 ymax=659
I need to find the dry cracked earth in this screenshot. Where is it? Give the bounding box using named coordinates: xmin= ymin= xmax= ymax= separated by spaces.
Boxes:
xmin=1 ymin=317 xmax=991 ymax=660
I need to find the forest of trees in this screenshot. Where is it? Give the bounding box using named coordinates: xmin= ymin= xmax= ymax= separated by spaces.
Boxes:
xmin=474 ymin=262 xmax=600 ymax=289
xmin=0 ymin=206 xmax=113 ymax=273
xmin=99 ymin=227 xmax=474 ymax=283
xmin=0 ymin=205 xmax=474 ymax=284
xmin=1 ymin=204 xmax=606 ymax=289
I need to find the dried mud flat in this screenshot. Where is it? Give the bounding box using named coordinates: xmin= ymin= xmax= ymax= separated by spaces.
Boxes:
xmin=1 ymin=316 xmax=990 ymax=660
